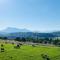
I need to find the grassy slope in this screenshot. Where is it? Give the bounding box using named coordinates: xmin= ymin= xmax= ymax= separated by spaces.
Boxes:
xmin=0 ymin=43 xmax=60 ymax=60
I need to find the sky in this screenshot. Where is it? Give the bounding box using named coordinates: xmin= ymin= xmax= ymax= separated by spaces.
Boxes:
xmin=0 ymin=0 xmax=60 ymax=32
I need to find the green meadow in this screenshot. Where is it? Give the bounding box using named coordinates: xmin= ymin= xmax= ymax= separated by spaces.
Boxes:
xmin=0 ymin=42 xmax=60 ymax=60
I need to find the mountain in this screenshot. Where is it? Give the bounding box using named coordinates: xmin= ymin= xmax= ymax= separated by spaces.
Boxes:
xmin=0 ymin=27 xmax=31 ymax=33
xmin=52 ymin=31 xmax=60 ymax=37
xmin=0 ymin=27 xmax=60 ymax=39
xmin=2 ymin=32 xmax=56 ymax=39
xmin=5 ymin=31 xmax=60 ymax=39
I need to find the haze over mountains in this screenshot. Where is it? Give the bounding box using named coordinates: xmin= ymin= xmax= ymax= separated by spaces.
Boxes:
xmin=0 ymin=27 xmax=31 ymax=33
xmin=0 ymin=27 xmax=60 ymax=39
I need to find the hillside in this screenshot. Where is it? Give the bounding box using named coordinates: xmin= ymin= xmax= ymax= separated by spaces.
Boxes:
xmin=0 ymin=27 xmax=60 ymax=39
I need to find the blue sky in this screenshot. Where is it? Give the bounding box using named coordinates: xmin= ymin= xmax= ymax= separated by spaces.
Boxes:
xmin=0 ymin=0 xmax=60 ymax=32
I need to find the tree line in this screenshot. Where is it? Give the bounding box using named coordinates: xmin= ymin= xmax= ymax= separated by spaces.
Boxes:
xmin=0 ymin=36 xmax=60 ymax=46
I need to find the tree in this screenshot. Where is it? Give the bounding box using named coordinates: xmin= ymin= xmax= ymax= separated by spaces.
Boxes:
xmin=15 ymin=37 xmax=21 ymax=41
xmin=44 ymin=41 xmax=48 ymax=44
xmin=45 ymin=38 xmax=49 ymax=41
xmin=22 ymin=37 xmax=26 ymax=42
xmin=39 ymin=38 xmax=44 ymax=43
xmin=26 ymin=37 xmax=34 ymax=42
xmin=3 ymin=37 xmax=8 ymax=40
xmin=48 ymin=38 xmax=53 ymax=44
xmin=0 ymin=37 xmax=3 ymax=39
xmin=53 ymin=39 xmax=60 ymax=45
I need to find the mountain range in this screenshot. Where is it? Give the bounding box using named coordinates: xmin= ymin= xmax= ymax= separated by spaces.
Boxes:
xmin=0 ymin=27 xmax=31 ymax=33
xmin=0 ymin=27 xmax=60 ymax=39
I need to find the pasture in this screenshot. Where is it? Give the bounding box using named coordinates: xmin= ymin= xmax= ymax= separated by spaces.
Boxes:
xmin=0 ymin=40 xmax=60 ymax=60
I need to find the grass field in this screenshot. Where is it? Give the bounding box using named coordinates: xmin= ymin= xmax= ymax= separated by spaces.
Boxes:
xmin=0 ymin=42 xmax=60 ymax=60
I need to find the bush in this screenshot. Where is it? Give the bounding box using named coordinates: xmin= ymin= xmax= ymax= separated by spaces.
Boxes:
xmin=14 ymin=44 xmax=20 ymax=49
xmin=1 ymin=48 xmax=4 ymax=52
xmin=32 ymin=44 xmax=36 ymax=47
xmin=41 ymin=54 xmax=50 ymax=60
xmin=1 ymin=44 xmax=4 ymax=47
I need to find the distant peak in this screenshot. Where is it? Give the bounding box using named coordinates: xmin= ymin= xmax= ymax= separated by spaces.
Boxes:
xmin=7 ymin=27 xmax=18 ymax=29
xmin=0 ymin=27 xmax=31 ymax=33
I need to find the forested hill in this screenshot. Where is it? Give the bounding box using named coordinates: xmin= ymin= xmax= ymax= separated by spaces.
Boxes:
xmin=0 ymin=32 xmax=59 ymax=39
xmin=0 ymin=27 xmax=60 ymax=39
